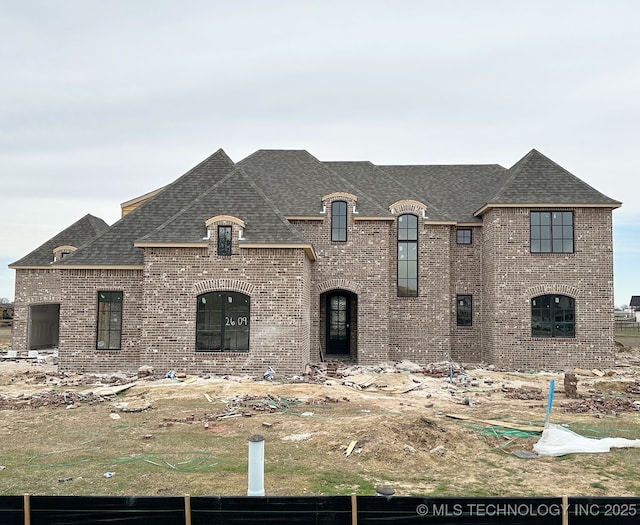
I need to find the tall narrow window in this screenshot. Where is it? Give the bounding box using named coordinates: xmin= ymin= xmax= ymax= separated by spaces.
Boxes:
xmin=530 ymin=211 xmax=573 ymax=253
xmin=196 ymin=291 xmax=250 ymax=352
xmin=397 ymin=214 xmax=418 ymax=297
xmin=531 ymin=294 xmax=575 ymax=338
xmin=218 ymin=226 xmax=232 ymax=256
xmin=331 ymin=201 xmax=347 ymax=242
xmin=96 ymin=291 xmax=122 ymax=350
xmin=456 ymin=295 xmax=472 ymax=326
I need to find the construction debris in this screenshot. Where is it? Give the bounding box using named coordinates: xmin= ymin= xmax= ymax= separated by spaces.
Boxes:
xmin=0 ymin=390 xmax=111 ymax=410
xmin=344 ymin=440 xmax=358 ymax=456
xmin=502 ymin=385 xmax=544 ymax=400
xmin=560 ymin=397 xmax=640 ymax=414
xmin=564 ymin=372 xmax=578 ymax=398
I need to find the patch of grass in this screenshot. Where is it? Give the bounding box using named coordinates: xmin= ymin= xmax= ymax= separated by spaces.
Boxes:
xmin=615 ymin=331 xmax=640 ymax=348
xmin=308 ymin=470 xmax=376 ymax=495
xmin=429 ymin=482 xmax=450 ymax=496
xmin=625 ymin=483 xmax=640 ymax=494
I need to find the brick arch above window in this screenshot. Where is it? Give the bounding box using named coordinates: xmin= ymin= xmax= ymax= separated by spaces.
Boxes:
xmin=316 ymin=278 xmax=361 ymax=295
xmin=389 ymin=199 xmax=428 ymax=217
xmin=321 ymin=191 xmax=358 ymax=205
xmin=525 ymin=284 xmax=580 ymax=301
xmin=204 ymin=215 xmax=246 ymax=228
xmin=53 ymin=244 xmax=77 ymax=261
xmin=193 ymin=279 xmax=255 ymax=296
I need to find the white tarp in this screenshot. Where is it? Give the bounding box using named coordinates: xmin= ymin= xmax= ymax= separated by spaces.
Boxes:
xmin=534 ymin=423 xmax=640 ymax=457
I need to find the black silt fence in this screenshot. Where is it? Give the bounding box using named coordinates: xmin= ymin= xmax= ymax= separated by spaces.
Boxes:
xmin=1 ymin=495 xmax=639 ymax=524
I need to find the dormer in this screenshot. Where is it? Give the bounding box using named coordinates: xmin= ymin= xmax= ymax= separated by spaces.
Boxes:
xmin=321 ymin=192 xmax=358 ymax=242
xmin=53 ymin=245 xmax=77 ymax=262
xmin=204 ymin=215 xmax=245 ymax=256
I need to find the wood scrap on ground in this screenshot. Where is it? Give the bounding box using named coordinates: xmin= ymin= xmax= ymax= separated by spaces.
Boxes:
xmin=446 ymin=413 xmax=544 ymax=433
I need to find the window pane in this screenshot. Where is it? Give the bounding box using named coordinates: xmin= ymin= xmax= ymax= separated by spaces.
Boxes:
xmin=540 ymin=225 xmax=551 ymax=240
xmin=407 ymin=261 xmax=417 ymax=279
xmin=406 ymin=215 xmax=417 ymax=240
xmin=398 ymin=261 xmax=407 ymax=279
xmin=541 ymin=239 xmax=551 ymax=252
xmin=539 ymin=212 xmax=551 ymax=225
xmin=563 ymin=212 xmax=573 ymax=225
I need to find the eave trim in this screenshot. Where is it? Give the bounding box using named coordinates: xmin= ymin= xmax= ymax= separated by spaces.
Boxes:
xmin=474 ymin=202 xmax=622 ymax=217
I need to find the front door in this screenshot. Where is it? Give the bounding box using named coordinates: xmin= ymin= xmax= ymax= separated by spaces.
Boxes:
xmin=326 ymin=293 xmax=350 ymax=355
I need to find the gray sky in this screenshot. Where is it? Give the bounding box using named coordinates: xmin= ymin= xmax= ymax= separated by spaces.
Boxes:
xmin=1 ymin=0 xmax=638 ymax=305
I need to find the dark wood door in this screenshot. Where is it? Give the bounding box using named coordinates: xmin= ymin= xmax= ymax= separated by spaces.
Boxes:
xmin=326 ymin=293 xmax=350 ymax=355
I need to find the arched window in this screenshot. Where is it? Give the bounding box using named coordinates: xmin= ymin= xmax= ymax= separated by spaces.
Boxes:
xmin=531 ymin=294 xmax=575 ymax=338
xmin=397 ymin=214 xmax=418 ymax=297
xmin=331 ymin=201 xmax=347 ymax=242
xmin=196 ymin=291 xmax=250 ymax=352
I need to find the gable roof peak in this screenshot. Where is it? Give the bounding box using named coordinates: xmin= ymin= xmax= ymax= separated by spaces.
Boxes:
xmin=473 ymin=149 xmax=621 ymax=215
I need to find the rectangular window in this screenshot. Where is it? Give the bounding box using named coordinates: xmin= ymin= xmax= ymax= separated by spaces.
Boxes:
xmin=456 ymin=228 xmax=472 ymax=245
xmin=456 ymin=295 xmax=472 ymax=326
xmin=217 ymin=226 xmax=232 ymax=256
xmin=96 ymin=291 xmax=122 ymax=350
xmin=530 ymin=211 xmax=573 ymax=253
xmin=331 ymin=201 xmax=347 ymax=242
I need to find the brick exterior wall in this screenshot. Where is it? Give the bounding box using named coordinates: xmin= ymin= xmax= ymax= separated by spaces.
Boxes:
xmin=11 ymin=204 xmax=616 ymax=374
xmin=61 ymin=269 xmax=143 ymax=373
xmin=450 ymin=227 xmax=483 ymax=362
xmin=137 ymin=242 xmax=309 ymax=377
xmin=12 ymin=269 xmax=63 ymax=352
xmin=388 ymin=223 xmax=452 ymax=363
xmin=293 ymin=202 xmax=394 ymax=365
xmin=481 ymin=207 xmax=615 ymax=369
xmin=13 ymin=268 xmax=143 ymax=373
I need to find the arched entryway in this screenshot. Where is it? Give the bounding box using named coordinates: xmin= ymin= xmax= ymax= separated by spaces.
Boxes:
xmin=320 ymin=290 xmax=357 ymax=358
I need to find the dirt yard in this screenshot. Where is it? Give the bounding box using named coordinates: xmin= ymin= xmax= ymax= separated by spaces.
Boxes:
xmin=1 ymin=326 xmax=640 ymax=497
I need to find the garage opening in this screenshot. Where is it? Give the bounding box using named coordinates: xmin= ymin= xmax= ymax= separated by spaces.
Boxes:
xmin=29 ymin=304 xmax=60 ymax=350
